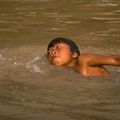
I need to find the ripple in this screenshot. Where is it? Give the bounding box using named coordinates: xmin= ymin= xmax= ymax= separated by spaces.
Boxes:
xmin=62 ymin=21 xmax=81 ymax=24
xmin=92 ymin=17 xmax=120 ymax=21
xmin=96 ymin=3 xmax=119 ymax=7
xmin=51 ymin=27 xmax=65 ymax=31
xmin=115 ymin=10 xmax=120 ymax=13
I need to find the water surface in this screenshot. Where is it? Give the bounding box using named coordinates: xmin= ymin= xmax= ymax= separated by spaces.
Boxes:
xmin=0 ymin=0 xmax=120 ymax=120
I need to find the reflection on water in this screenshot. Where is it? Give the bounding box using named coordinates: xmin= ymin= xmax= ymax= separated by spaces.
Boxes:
xmin=0 ymin=0 xmax=120 ymax=120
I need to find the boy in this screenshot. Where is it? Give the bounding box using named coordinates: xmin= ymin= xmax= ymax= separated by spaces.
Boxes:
xmin=47 ymin=37 xmax=120 ymax=76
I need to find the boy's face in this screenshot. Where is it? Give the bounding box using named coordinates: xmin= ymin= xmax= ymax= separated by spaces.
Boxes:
xmin=48 ymin=43 xmax=76 ymax=66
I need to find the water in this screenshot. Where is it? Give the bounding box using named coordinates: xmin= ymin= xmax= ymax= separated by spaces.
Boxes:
xmin=0 ymin=0 xmax=120 ymax=120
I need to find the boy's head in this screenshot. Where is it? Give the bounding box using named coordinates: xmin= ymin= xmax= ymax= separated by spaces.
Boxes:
xmin=47 ymin=37 xmax=80 ymax=56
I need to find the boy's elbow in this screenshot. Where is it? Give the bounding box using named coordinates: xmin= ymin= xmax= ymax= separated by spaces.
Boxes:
xmin=112 ymin=57 xmax=120 ymax=66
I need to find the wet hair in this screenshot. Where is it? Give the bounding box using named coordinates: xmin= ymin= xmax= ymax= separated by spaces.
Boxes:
xmin=47 ymin=37 xmax=80 ymax=56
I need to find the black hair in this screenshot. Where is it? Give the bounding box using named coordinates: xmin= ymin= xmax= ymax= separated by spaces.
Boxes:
xmin=47 ymin=37 xmax=80 ymax=56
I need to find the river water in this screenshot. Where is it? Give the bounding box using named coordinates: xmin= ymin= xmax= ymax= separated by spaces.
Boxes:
xmin=0 ymin=0 xmax=120 ymax=120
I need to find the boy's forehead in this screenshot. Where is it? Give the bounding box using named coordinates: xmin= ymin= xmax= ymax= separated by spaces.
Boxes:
xmin=49 ymin=42 xmax=70 ymax=48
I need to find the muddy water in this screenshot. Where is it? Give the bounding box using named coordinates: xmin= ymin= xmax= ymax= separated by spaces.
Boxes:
xmin=0 ymin=0 xmax=120 ymax=120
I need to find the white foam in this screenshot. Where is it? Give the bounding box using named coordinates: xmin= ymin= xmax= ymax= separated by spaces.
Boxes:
xmin=0 ymin=53 xmax=5 ymax=61
xmin=25 ymin=56 xmax=46 ymax=74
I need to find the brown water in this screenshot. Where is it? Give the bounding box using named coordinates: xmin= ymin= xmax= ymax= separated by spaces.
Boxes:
xmin=0 ymin=0 xmax=120 ymax=120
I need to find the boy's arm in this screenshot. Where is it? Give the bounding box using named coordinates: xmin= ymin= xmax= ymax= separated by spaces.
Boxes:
xmin=84 ymin=54 xmax=120 ymax=67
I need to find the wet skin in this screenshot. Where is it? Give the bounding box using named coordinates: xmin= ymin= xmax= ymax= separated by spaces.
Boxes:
xmin=48 ymin=43 xmax=120 ymax=76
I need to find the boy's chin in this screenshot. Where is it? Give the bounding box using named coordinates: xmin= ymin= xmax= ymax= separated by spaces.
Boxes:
xmin=51 ymin=62 xmax=62 ymax=66
xmin=50 ymin=60 xmax=64 ymax=66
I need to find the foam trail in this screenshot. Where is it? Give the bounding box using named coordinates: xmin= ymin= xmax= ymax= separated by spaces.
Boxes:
xmin=26 ymin=56 xmax=46 ymax=74
xmin=0 ymin=53 xmax=6 ymax=63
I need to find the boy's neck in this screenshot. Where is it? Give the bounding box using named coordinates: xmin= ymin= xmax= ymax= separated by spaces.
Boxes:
xmin=64 ymin=58 xmax=78 ymax=68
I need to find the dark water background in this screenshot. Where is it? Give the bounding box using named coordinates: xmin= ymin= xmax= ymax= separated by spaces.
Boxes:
xmin=0 ymin=0 xmax=120 ymax=120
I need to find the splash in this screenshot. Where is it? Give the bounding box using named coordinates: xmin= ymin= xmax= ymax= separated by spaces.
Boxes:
xmin=0 ymin=53 xmax=6 ymax=63
xmin=25 ymin=56 xmax=49 ymax=74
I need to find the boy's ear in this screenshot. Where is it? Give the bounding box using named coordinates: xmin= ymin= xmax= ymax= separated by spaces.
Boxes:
xmin=72 ymin=52 xmax=78 ymax=58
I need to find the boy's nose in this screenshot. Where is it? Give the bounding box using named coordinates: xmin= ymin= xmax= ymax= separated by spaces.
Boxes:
xmin=50 ymin=49 xmax=57 ymax=57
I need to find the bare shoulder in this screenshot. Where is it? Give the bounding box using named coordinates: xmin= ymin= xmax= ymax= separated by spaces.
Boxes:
xmin=77 ymin=53 xmax=96 ymax=64
xmin=78 ymin=53 xmax=98 ymax=60
xmin=77 ymin=53 xmax=107 ymax=65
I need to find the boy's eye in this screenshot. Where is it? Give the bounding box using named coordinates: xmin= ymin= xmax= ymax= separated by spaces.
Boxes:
xmin=56 ymin=45 xmax=61 ymax=49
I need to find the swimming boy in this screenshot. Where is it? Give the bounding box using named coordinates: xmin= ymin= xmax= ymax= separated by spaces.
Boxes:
xmin=47 ymin=37 xmax=120 ymax=76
